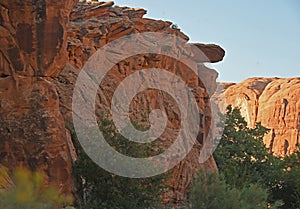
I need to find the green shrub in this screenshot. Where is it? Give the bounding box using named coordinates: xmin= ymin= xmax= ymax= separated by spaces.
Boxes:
xmin=0 ymin=166 xmax=71 ymax=209
xmin=190 ymin=171 xmax=282 ymax=209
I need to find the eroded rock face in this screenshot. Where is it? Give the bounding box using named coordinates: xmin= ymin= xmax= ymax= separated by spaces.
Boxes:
xmin=0 ymin=0 xmax=77 ymax=195
xmin=0 ymin=0 xmax=224 ymax=203
xmin=0 ymin=0 xmax=77 ymax=77
xmin=257 ymin=78 xmax=300 ymax=156
xmin=54 ymin=1 xmax=224 ymax=203
xmin=0 ymin=76 xmax=73 ymax=193
xmin=215 ymin=77 xmax=300 ymax=156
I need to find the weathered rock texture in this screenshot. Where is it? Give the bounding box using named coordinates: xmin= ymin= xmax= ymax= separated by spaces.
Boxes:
xmin=0 ymin=0 xmax=77 ymax=194
xmin=0 ymin=0 xmax=225 ymax=204
xmin=56 ymin=1 xmax=224 ymax=203
xmin=215 ymin=77 xmax=300 ymax=156
xmin=0 ymin=0 xmax=76 ymax=77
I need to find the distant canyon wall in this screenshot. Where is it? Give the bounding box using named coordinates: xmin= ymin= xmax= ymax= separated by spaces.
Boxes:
xmin=214 ymin=78 xmax=300 ymax=156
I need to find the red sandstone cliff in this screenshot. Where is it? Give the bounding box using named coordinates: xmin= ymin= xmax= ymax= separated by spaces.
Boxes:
xmin=215 ymin=77 xmax=300 ymax=156
xmin=0 ymin=0 xmax=77 ymax=194
xmin=59 ymin=1 xmax=224 ymax=203
xmin=0 ymin=0 xmax=225 ymax=203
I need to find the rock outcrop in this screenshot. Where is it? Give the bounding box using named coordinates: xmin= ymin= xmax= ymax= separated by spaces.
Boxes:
xmin=215 ymin=77 xmax=300 ymax=156
xmin=0 ymin=0 xmax=76 ymax=77
xmin=0 ymin=0 xmax=77 ymax=195
xmin=57 ymin=1 xmax=224 ymax=203
xmin=0 ymin=0 xmax=225 ymax=204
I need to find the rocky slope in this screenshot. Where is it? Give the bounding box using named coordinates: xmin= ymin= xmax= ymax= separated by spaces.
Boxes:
xmin=0 ymin=0 xmax=225 ymax=204
xmin=215 ymin=77 xmax=300 ymax=156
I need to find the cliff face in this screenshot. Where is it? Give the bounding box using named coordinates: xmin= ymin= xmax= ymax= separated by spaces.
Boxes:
xmin=0 ymin=0 xmax=77 ymax=194
xmin=0 ymin=0 xmax=76 ymax=77
xmin=216 ymin=78 xmax=300 ymax=156
xmin=57 ymin=1 xmax=224 ymax=203
xmin=0 ymin=0 xmax=225 ymax=203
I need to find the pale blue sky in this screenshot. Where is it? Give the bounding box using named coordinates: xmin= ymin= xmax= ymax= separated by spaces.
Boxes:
xmin=113 ymin=0 xmax=300 ymax=82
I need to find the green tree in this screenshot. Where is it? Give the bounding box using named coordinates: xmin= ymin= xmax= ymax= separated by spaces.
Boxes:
xmin=212 ymin=106 xmax=284 ymax=207
xmin=272 ymin=145 xmax=300 ymax=209
xmin=190 ymin=171 xmax=281 ymax=209
xmin=212 ymin=106 xmax=300 ymax=208
xmin=70 ymin=118 xmax=167 ymax=209
xmin=214 ymin=106 xmax=277 ymax=187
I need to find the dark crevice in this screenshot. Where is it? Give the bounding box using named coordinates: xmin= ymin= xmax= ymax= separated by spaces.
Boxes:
xmin=269 ymin=129 xmax=275 ymax=153
xmin=0 ymin=3 xmax=8 ymax=10
xmin=282 ymin=98 xmax=288 ymax=126
xmin=0 ymin=74 xmax=10 ymax=78
xmin=283 ymin=139 xmax=289 ymax=155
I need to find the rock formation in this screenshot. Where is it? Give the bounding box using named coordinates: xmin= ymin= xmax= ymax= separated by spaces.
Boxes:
xmin=0 ymin=0 xmax=77 ymax=195
xmin=0 ymin=0 xmax=225 ymax=204
xmin=58 ymin=1 xmax=224 ymax=203
xmin=215 ymin=77 xmax=300 ymax=156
